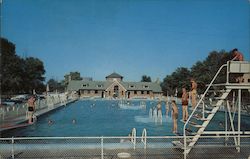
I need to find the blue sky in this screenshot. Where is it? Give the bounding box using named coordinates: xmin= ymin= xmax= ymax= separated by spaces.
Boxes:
xmin=2 ymin=0 xmax=250 ymax=82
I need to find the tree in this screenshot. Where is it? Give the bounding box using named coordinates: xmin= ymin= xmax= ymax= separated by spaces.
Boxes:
xmin=191 ymin=50 xmax=232 ymax=93
xmin=1 ymin=38 xmax=46 ymax=95
xmin=47 ymin=79 xmax=65 ymax=92
xmin=141 ymin=75 xmax=152 ymax=82
xmin=161 ymin=50 xmax=233 ymax=96
xmin=161 ymin=67 xmax=191 ymax=96
xmin=22 ymin=57 xmax=46 ymax=93
xmin=64 ymin=71 xmax=82 ymax=85
xmin=1 ymin=38 xmax=24 ymax=94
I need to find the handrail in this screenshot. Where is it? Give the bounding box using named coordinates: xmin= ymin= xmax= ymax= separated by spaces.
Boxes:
xmin=131 ymin=128 xmax=136 ymax=150
xmin=1 ymin=134 xmax=250 ymax=140
xmin=141 ymin=128 xmax=147 ymax=149
xmin=226 ymin=100 xmax=238 ymax=146
xmin=183 ymin=63 xmax=227 ymax=157
xmin=226 ymin=61 xmax=250 ymax=84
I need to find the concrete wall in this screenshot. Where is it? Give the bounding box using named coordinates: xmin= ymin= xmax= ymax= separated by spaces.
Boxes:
xmin=80 ymin=90 xmax=103 ymax=98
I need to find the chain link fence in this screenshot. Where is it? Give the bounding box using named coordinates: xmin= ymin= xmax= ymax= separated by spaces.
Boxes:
xmin=0 ymin=135 xmax=249 ymax=159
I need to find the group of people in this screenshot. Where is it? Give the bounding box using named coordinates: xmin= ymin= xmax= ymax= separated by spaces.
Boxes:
xmin=170 ymin=48 xmax=245 ymax=134
xmin=25 ymin=48 xmax=245 ymax=134
xmin=170 ymin=78 xmax=197 ymax=134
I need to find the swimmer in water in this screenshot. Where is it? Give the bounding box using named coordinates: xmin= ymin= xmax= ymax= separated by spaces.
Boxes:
xmin=48 ymin=119 xmax=53 ymax=125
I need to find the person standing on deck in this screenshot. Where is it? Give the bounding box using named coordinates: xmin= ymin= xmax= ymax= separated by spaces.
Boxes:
xmin=182 ymin=87 xmax=189 ymax=121
xmin=27 ymin=95 xmax=36 ymax=124
xmin=231 ymin=48 xmax=244 ymax=83
xmin=190 ymin=78 xmax=197 ymax=109
xmin=171 ymin=100 xmax=178 ymax=133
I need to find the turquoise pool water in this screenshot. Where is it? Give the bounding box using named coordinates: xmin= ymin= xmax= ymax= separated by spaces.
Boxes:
xmin=2 ymin=100 xmax=250 ymax=137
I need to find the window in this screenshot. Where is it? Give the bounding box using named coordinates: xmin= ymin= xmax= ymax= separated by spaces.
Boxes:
xmin=97 ymin=84 xmax=103 ymax=88
xmin=83 ymin=84 xmax=89 ymax=87
xmin=144 ymin=85 xmax=149 ymax=88
xmin=95 ymin=90 xmax=98 ymax=94
xmin=88 ymin=90 xmax=91 ymax=94
xmin=147 ymin=91 xmax=150 ymax=94
xmin=129 ymin=85 xmax=134 ymax=88
xmin=134 ymin=91 xmax=137 ymax=94
xmin=141 ymin=91 xmax=144 ymax=94
xmin=122 ymin=91 xmax=124 ymax=95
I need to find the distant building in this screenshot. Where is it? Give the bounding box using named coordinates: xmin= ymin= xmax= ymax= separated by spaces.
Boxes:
xmin=82 ymin=77 xmax=93 ymax=81
xmin=67 ymin=72 xmax=162 ymax=99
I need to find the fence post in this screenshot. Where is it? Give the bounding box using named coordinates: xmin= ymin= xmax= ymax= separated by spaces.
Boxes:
xmin=101 ymin=136 xmax=104 ymax=159
xmin=11 ymin=137 xmax=14 ymax=159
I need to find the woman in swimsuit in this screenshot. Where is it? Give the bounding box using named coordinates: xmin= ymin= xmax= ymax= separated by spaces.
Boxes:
xmin=171 ymin=100 xmax=178 ymax=133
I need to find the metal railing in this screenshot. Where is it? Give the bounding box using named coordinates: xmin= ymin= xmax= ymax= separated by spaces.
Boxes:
xmin=141 ymin=128 xmax=147 ymax=149
xmin=0 ymin=135 xmax=250 ymax=159
xmin=131 ymin=128 xmax=136 ymax=150
xmin=183 ymin=61 xmax=250 ymax=158
xmin=226 ymin=61 xmax=250 ymax=84
xmin=0 ymin=93 xmax=77 ymax=131
xmin=183 ymin=63 xmax=227 ymax=157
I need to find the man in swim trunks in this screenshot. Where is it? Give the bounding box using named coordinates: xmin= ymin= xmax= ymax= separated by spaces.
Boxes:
xmin=181 ymin=87 xmax=189 ymax=121
xmin=27 ymin=95 xmax=36 ymax=124
xmin=232 ymin=48 xmax=244 ymax=61
xmin=171 ymin=100 xmax=178 ymax=133
xmin=190 ymin=78 xmax=197 ymax=109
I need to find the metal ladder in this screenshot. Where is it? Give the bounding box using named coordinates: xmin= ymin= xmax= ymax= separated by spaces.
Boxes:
xmin=182 ymin=61 xmax=250 ymax=157
xmin=184 ymin=89 xmax=231 ymax=154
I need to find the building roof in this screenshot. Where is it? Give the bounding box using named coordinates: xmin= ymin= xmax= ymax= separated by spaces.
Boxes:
xmin=67 ymin=80 xmax=162 ymax=93
xmin=105 ymin=72 xmax=123 ymax=79
xmin=67 ymin=80 xmax=111 ymax=91
xmin=121 ymin=81 xmax=162 ymax=92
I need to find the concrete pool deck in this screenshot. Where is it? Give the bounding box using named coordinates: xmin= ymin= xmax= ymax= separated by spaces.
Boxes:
xmin=0 ymin=98 xmax=77 ymax=132
xmin=0 ymin=146 xmax=249 ymax=159
xmin=1 ymin=136 xmax=250 ymax=159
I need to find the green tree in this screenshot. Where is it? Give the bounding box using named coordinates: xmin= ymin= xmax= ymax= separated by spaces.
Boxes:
xmin=161 ymin=50 xmax=233 ymax=96
xmin=47 ymin=78 xmax=65 ymax=92
xmin=1 ymin=38 xmax=46 ymax=94
xmin=161 ymin=67 xmax=191 ymax=96
xmin=141 ymin=75 xmax=152 ymax=82
xmin=1 ymin=38 xmax=24 ymax=94
xmin=64 ymin=71 xmax=82 ymax=85
xmin=22 ymin=57 xmax=46 ymax=93
xmin=191 ymin=50 xmax=232 ymax=93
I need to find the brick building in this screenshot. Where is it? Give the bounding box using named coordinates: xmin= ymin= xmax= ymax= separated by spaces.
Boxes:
xmin=67 ymin=72 xmax=162 ymax=99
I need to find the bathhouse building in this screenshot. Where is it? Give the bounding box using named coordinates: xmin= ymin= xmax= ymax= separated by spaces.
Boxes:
xmin=67 ymin=72 xmax=162 ymax=99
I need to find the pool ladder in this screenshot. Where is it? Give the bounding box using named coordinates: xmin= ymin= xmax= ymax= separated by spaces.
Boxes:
xmin=131 ymin=128 xmax=136 ymax=150
xmin=131 ymin=128 xmax=147 ymax=150
xmin=141 ymin=128 xmax=147 ymax=149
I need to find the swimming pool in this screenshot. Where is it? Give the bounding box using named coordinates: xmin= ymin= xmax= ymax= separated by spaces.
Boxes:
xmin=2 ymin=99 xmax=250 ymax=137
